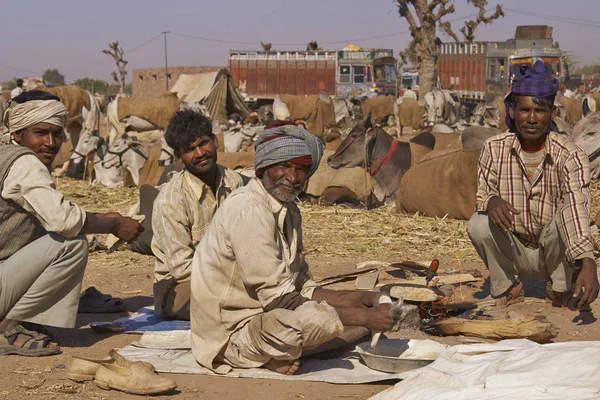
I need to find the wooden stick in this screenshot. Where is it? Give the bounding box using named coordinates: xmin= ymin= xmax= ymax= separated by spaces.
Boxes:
xmin=428 ymin=317 xmax=558 ymax=343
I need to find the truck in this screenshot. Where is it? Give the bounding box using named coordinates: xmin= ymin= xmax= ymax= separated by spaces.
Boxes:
xmin=228 ymin=48 xmax=397 ymax=105
xmin=434 ymin=25 xmax=567 ymax=106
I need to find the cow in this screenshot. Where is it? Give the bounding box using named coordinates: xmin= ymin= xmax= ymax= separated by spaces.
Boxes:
xmin=360 ymin=96 xmax=395 ymax=121
xmin=396 ymin=148 xmax=481 ymax=220
xmin=393 ymin=97 xmax=426 ymax=135
xmin=280 ymin=92 xmax=335 ymax=136
xmin=571 ymin=112 xmax=600 ymax=179
xmin=460 ymin=126 xmax=502 ymax=150
xmin=555 ymin=95 xmax=584 ymax=126
xmin=422 ymin=89 xmax=460 ymax=126
xmin=106 ymin=93 xmax=180 ymax=143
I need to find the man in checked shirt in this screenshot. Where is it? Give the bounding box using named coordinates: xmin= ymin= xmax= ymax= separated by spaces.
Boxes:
xmin=468 ymin=60 xmax=599 ymax=309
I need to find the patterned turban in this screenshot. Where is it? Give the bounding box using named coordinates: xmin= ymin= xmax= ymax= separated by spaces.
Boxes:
xmin=504 ymin=60 xmax=559 ymax=132
xmin=3 ymin=99 xmax=68 ymax=133
xmin=255 ymin=123 xmax=323 ymax=178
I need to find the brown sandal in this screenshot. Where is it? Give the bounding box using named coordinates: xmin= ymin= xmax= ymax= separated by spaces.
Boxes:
xmin=495 ymin=281 xmax=524 ymax=307
xmin=0 ymin=325 xmax=61 ymax=356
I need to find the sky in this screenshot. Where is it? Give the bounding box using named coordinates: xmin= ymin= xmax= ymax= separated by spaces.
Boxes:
xmin=1 ymin=0 xmax=599 ymax=83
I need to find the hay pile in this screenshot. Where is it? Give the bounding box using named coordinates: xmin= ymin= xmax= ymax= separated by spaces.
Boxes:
xmin=55 ymin=177 xmax=138 ymax=214
xmin=54 ymin=176 xmax=600 ymax=274
xmin=299 ymin=205 xmax=479 ymax=268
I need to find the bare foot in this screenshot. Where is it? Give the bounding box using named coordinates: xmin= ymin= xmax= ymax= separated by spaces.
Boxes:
xmin=263 ymin=359 xmax=300 ymax=375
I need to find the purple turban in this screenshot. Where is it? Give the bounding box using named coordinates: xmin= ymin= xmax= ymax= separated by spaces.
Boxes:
xmin=504 ymin=60 xmax=560 ymax=132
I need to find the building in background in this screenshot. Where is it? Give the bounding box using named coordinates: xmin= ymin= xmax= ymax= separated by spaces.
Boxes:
xmin=132 ymin=66 xmax=223 ymax=99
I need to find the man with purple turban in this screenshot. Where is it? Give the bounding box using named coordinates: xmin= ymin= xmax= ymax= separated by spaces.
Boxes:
xmin=190 ymin=122 xmax=404 ymax=375
xmin=468 ymin=60 xmax=599 ymax=309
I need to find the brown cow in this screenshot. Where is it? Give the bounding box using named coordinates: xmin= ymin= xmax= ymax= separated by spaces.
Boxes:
xmin=361 ymin=96 xmax=395 ymax=121
xmin=394 ymin=97 xmax=425 ymax=135
xmin=396 ymin=148 xmax=481 ymax=220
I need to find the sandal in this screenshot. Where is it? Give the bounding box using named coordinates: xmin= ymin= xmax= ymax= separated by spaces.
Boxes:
xmin=494 ymin=281 xmax=524 ymax=307
xmin=0 ymin=325 xmax=61 ymax=356
xmin=79 ymin=287 xmax=127 ymax=313
xmin=546 ymin=282 xmax=577 ymax=309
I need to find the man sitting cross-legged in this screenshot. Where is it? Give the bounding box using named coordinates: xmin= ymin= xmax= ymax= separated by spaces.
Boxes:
xmin=190 ymin=122 xmax=403 ymax=375
xmin=0 ymin=90 xmax=143 ymax=356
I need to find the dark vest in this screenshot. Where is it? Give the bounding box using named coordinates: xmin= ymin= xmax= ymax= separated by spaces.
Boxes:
xmin=0 ymin=145 xmax=41 ymax=262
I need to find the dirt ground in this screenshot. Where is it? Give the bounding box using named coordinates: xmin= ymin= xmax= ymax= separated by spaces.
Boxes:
xmin=1 ymin=174 xmax=600 ymax=400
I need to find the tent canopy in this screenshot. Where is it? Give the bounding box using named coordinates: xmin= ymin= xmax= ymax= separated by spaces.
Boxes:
xmin=171 ymin=69 xmax=251 ymax=123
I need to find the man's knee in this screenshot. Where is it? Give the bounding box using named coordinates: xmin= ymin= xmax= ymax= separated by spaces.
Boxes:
xmin=467 ymin=213 xmax=492 ymax=243
xmin=48 ymin=233 xmax=89 ymax=268
xmin=252 ymin=301 xmax=343 ymax=349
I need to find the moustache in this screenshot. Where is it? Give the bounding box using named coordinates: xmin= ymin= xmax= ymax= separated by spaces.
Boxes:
xmin=39 ymin=147 xmax=58 ymax=154
xmin=192 ymin=154 xmax=214 ymax=164
xmin=276 ymin=181 xmax=301 ymax=190
xmin=520 ymin=124 xmax=539 ymax=130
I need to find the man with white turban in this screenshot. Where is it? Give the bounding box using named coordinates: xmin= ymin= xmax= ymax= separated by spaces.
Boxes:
xmin=0 ymin=90 xmax=143 ymax=356
xmin=190 ymin=121 xmax=403 ymax=375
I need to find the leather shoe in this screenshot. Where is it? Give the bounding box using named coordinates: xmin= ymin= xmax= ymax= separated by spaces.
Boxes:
xmin=94 ymin=362 xmax=177 ymax=395
xmin=67 ymin=349 xmax=155 ymax=382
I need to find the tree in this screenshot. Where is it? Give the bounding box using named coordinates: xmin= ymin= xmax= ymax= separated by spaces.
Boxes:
xmin=42 ymin=68 xmax=65 ymax=86
xmin=103 ymin=41 xmax=128 ymax=94
xmin=72 ymin=78 xmax=109 ymax=94
xmin=1 ymin=79 xmax=17 ymax=90
xmin=396 ymin=0 xmax=504 ymax=94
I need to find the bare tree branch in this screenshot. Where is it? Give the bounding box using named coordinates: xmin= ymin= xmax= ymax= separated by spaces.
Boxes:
xmin=439 ymin=21 xmax=460 ymax=42
xmin=459 ymin=1 xmax=504 ymax=43
xmin=397 ymin=0 xmax=419 ymax=36
xmin=103 ymin=41 xmax=128 ymax=93
xmin=433 ymin=1 xmax=455 ymax=21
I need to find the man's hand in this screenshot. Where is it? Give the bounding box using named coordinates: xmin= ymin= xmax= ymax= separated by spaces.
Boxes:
xmin=487 ymin=196 xmax=521 ymax=232
xmin=105 ymin=212 xmax=144 ymax=243
xmin=356 ymin=291 xmax=388 ymax=308
xmin=574 ymin=258 xmax=600 ymax=309
xmin=365 ymin=303 xmax=402 ymax=332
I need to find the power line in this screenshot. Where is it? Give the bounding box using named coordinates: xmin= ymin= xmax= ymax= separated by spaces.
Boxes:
xmin=169 ymin=10 xmax=487 ymax=47
xmin=503 ymin=8 xmax=600 ymax=28
xmin=62 ymin=33 xmax=164 ymax=73
xmin=0 ymin=63 xmax=41 ymax=75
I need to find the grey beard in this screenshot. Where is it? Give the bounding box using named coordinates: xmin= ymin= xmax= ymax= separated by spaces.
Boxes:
xmin=262 ymin=173 xmax=301 ymax=202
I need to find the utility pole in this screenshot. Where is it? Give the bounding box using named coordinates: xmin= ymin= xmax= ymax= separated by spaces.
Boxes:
xmin=162 ymin=31 xmax=170 ymax=90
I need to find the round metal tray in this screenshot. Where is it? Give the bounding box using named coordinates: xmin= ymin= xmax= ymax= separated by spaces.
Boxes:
xmin=356 ymin=339 xmax=435 ymax=373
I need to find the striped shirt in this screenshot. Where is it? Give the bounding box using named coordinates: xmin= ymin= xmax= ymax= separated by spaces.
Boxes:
xmin=151 ymin=165 xmax=244 ymax=283
xmin=476 ymin=131 xmax=594 ymax=263
xmin=190 ymin=178 xmax=319 ymax=373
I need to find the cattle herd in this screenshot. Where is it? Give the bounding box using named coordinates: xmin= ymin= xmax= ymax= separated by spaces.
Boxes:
xmin=4 ymin=84 xmax=600 ymax=223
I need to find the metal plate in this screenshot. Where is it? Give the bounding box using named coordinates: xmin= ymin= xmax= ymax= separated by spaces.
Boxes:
xmin=356 ymin=339 xmax=434 ymax=373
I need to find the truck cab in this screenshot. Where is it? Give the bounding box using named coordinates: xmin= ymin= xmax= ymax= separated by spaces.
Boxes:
xmin=508 ymin=47 xmax=564 ymax=85
xmin=336 ymin=49 xmax=396 ymax=99
xmin=399 ymin=71 xmax=419 ymax=97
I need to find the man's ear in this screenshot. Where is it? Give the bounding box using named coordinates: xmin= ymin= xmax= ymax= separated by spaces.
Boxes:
xmin=213 ymin=134 xmax=219 ymax=151
xmin=509 ymin=104 xmax=515 ymax=120
xmin=551 ymin=105 xmax=557 ymax=120
xmin=12 ymin=130 xmax=23 ymax=144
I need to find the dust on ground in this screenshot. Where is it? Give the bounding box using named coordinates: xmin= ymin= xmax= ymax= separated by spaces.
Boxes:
xmin=1 ymin=177 xmax=599 ymax=400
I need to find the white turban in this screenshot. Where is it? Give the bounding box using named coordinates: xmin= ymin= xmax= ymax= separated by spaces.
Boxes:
xmin=3 ymin=99 xmax=69 ymax=133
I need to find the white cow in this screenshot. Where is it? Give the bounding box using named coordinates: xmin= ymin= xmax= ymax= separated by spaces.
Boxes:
xmin=92 ymin=137 xmax=150 ymax=187
xmin=50 ymin=90 xmax=101 ymax=177
xmin=106 ymin=96 xmax=163 ymax=143
xmin=423 ymin=89 xmax=459 ymax=126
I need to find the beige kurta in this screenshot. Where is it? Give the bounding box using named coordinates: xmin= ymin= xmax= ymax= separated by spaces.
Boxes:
xmin=1 ymin=154 xmax=87 ymax=237
xmin=151 ymin=165 xmax=244 ymax=283
xmin=191 ymin=178 xmax=320 ymax=373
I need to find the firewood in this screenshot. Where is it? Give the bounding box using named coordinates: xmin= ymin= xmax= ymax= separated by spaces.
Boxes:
xmin=427 ymin=317 xmax=558 ymax=343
